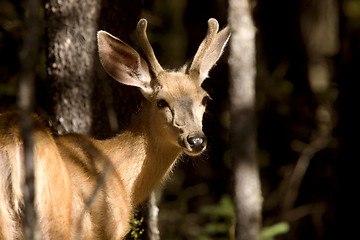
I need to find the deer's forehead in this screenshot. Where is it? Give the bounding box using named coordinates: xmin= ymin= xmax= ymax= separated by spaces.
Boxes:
xmin=156 ymin=72 xmax=205 ymax=100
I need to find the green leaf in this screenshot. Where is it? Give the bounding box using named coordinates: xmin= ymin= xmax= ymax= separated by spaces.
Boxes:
xmin=260 ymin=222 xmax=290 ymax=240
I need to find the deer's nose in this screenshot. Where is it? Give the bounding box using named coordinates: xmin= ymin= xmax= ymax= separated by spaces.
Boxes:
xmin=187 ymin=135 xmax=207 ymax=153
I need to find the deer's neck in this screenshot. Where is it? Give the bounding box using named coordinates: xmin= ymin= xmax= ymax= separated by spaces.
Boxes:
xmin=103 ymin=103 xmax=182 ymax=206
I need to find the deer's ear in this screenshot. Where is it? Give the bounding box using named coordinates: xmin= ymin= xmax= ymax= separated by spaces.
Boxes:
xmin=97 ymin=31 xmax=153 ymax=94
xmin=189 ymin=19 xmax=231 ymax=83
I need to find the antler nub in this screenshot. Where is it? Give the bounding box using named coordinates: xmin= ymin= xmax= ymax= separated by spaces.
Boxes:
xmin=189 ymin=18 xmax=220 ymax=78
xmin=136 ymin=18 xmax=164 ymax=76
xmin=207 ymin=18 xmax=220 ymax=36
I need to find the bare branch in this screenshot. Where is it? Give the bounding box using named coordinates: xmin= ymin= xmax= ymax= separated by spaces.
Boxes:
xmin=282 ymin=106 xmax=333 ymax=211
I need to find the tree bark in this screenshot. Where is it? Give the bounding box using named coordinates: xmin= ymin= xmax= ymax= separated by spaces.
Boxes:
xmin=228 ymin=0 xmax=262 ymax=239
xmin=45 ymin=0 xmax=143 ymax=137
xmin=45 ymin=0 xmax=101 ymax=135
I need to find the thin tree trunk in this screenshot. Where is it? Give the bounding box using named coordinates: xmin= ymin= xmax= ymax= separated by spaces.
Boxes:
xmin=18 ymin=0 xmax=42 ymax=238
xmin=228 ymin=0 xmax=262 ymax=239
xmin=147 ymin=191 xmax=160 ymax=240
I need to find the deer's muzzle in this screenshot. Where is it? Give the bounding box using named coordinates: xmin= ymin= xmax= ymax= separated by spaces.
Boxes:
xmin=183 ymin=133 xmax=207 ymax=156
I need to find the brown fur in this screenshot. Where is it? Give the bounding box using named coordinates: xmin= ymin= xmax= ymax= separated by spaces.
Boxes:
xmin=0 ymin=18 xmax=230 ymax=239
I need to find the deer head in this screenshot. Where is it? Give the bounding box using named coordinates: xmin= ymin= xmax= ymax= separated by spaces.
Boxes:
xmin=97 ymin=18 xmax=230 ymax=156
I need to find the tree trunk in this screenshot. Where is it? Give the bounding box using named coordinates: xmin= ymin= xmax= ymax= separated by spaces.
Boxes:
xmin=228 ymin=0 xmax=262 ymax=239
xmin=45 ymin=0 xmax=101 ymax=135
xmin=147 ymin=191 xmax=160 ymax=240
xmin=45 ymin=0 xmax=143 ymax=137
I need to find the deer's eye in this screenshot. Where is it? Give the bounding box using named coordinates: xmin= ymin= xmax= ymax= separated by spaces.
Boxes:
xmin=156 ymin=99 xmax=169 ymax=109
xmin=201 ymin=96 xmax=210 ymax=106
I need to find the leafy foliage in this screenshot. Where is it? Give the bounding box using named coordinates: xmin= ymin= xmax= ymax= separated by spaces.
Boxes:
xmin=130 ymin=212 xmax=145 ymax=240
xmin=198 ymin=195 xmax=235 ymax=240
xmin=260 ymin=222 xmax=290 ymax=240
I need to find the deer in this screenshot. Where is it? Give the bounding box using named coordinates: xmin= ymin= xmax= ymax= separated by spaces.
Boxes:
xmin=0 ymin=18 xmax=230 ymax=239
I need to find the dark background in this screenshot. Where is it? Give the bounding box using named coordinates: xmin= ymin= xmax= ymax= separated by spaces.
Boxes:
xmin=1 ymin=0 xmax=358 ymax=239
